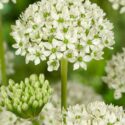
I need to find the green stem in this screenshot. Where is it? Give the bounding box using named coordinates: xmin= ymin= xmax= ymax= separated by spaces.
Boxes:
xmin=61 ymin=58 xmax=68 ymax=109
xmin=0 ymin=14 xmax=7 ymax=85
xmin=31 ymin=118 xmax=40 ymax=125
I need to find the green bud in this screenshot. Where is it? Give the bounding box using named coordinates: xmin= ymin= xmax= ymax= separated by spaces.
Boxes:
xmin=20 ymin=81 xmax=25 ymax=90
xmin=15 ymin=84 xmax=19 ymax=89
xmin=5 ymin=98 xmax=11 ymax=105
xmin=39 ymin=99 xmax=43 ymax=107
xmin=9 ymin=79 xmax=15 ymax=86
xmin=33 ymin=101 xmax=38 ymax=108
xmin=17 ymin=105 xmax=22 ymax=113
xmin=44 ymin=80 xmax=49 ymax=86
xmin=1 ymin=89 xmax=7 ymax=98
xmin=30 ymin=74 xmax=38 ymax=82
xmin=22 ymin=95 xmax=28 ymax=102
xmin=6 ymin=103 xmax=13 ymax=110
xmin=25 ymin=78 xmax=30 ymax=85
xmin=39 ymin=74 xmax=44 ymax=83
xmin=34 ymin=81 xmax=40 ymax=88
xmin=29 ymin=96 xmax=35 ymax=105
xmin=36 ymin=93 xmax=42 ymax=100
xmin=22 ymin=103 xmax=28 ymax=111
xmin=13 ymin=102 xmax=18 ymax=109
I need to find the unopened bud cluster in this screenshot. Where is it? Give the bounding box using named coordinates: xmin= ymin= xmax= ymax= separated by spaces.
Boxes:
xmin=0 ymin=74 xmax=52 ymax=119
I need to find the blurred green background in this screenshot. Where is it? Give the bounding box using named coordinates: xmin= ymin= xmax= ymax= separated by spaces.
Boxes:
xmin=1 ymin=0 xmax=125 ymax=106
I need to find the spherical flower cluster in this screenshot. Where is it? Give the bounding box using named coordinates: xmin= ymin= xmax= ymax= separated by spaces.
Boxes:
xmin=52 ymin=82 xmax=102 ymax=106
xmin=0 ymin=0 xmax=16 ymax=9
xmin=103 ymin=48 xmax=125 ymax=99
xmin=0 ymin=43 xmax=14 ymax=83
xmin=39 ymin=101 xmax=125 ymax=125
xmin=11 ymin=0 xmax=115 ymax=71
xmin=64 ymin=101 xmax=125 ymax=125
xmin=0 ymin=74 xmax=52 ymax=119
xmin=108 ymin=0 xmax=125 ymax=13
xmin=0 ymin=110 xmax=32 ymax=125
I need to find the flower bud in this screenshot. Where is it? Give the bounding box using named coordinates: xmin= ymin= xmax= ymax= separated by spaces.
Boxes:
xmin=22 ymin=103 xmax=28 ymax=111
xmin=33 ymin=101 xmax=38 ymax=108
xmin=39 ymin=74 xmax=44 ymax=83
xmin=17 ymin=105 xmax=22 ymax=113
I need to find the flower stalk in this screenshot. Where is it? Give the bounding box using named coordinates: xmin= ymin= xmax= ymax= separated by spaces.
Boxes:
xmin=31 ymin=118 xmax=40 ymax=125
xmin=61 ymin=58 xmax=68 ymax=109
xmin=0 ymin=14 xmax=7 ymax=85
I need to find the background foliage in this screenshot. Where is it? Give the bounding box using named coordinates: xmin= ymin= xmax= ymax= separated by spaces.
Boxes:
xmin=1 ymin=0 xmax=125 ymax=106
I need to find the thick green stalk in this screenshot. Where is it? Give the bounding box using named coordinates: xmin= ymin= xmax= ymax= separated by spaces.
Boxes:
xmin=61 ymin=58 xmax=68 ymax=109
xmin=31 ymin=119 xmax=40 ymax=125
xmin=0 ymin=15 xmax=7 ymax=85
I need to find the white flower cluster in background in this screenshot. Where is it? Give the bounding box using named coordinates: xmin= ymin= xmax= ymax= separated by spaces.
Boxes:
xmin=39 ymin=82 xmax=102 ymax=125
xmin=11 ymin=0 xmax=115 ymax=72
xmin=109 ymin=0 xmax=125 ymax=13
xmin=0 ymin=110 xmax=32 ymax=125
xmin=52 ymin=82 xmax=102 ymax=106
xmin=103 ymin=48 xmax=125 ymax=99
xmin=0 ymin=0 xmax=16 ymax=9
xmin=64 ymin=101 xmax=125 ymax=125
xmin=40 ymin=103 xmax=61 ymax=125
xmin=0 ymin=43 xmax=14 ymax=83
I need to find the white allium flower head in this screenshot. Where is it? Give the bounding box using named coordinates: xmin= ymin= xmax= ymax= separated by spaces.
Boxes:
xmin=103 ymin=48 xmax=125 ymax=99
xmin=11 ymin=0 xmax=115 ymax=71
xmin=0 ymin=0 xmax=16 ymax=9
xmin=0 ymin=43 xmax=14 ymax=83
xmin=64 ymin=101 xmax=125 ymax=125
xmin=52 ymin=82 xmax=102 ymax=106
xmin=0 ymin=110 xmax=32 ymax=125
xmin=40 ymin=101 xmax=125 ymax=125
xmin=109 ymin=0 xmax=125 ymax=13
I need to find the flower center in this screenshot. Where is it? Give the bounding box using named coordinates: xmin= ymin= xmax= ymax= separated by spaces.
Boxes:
xmin=19 ymin=42 xmax=23 ymax=47
xmin=63 ymin=28 xmax=68 ymax=33
xmin=63 ymin=39 xmax=69 ymax=44
xmin=58 ymin=18 xmax=64 ymax=23
xmin=50 ymin=28 xmax=56 ymax=33
xmin=67 ymin=53 xmax=73 ymax=58
xmin=51 ymin=61 xmax=57 ymax=66
xmin=51 ymin=48 xmax=57 ymax=53
xmin=36 ymin=52 xmax=41 ymax=57
xmin=78 ymin=56 xmax=83 ymax=62
xmin=87 ymin=40 xmax=92 ymax=45
xmin=43 ymin=12 xmax=50 ymax=18
xmin=77 ymin=44 xmax=83 ymax=50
